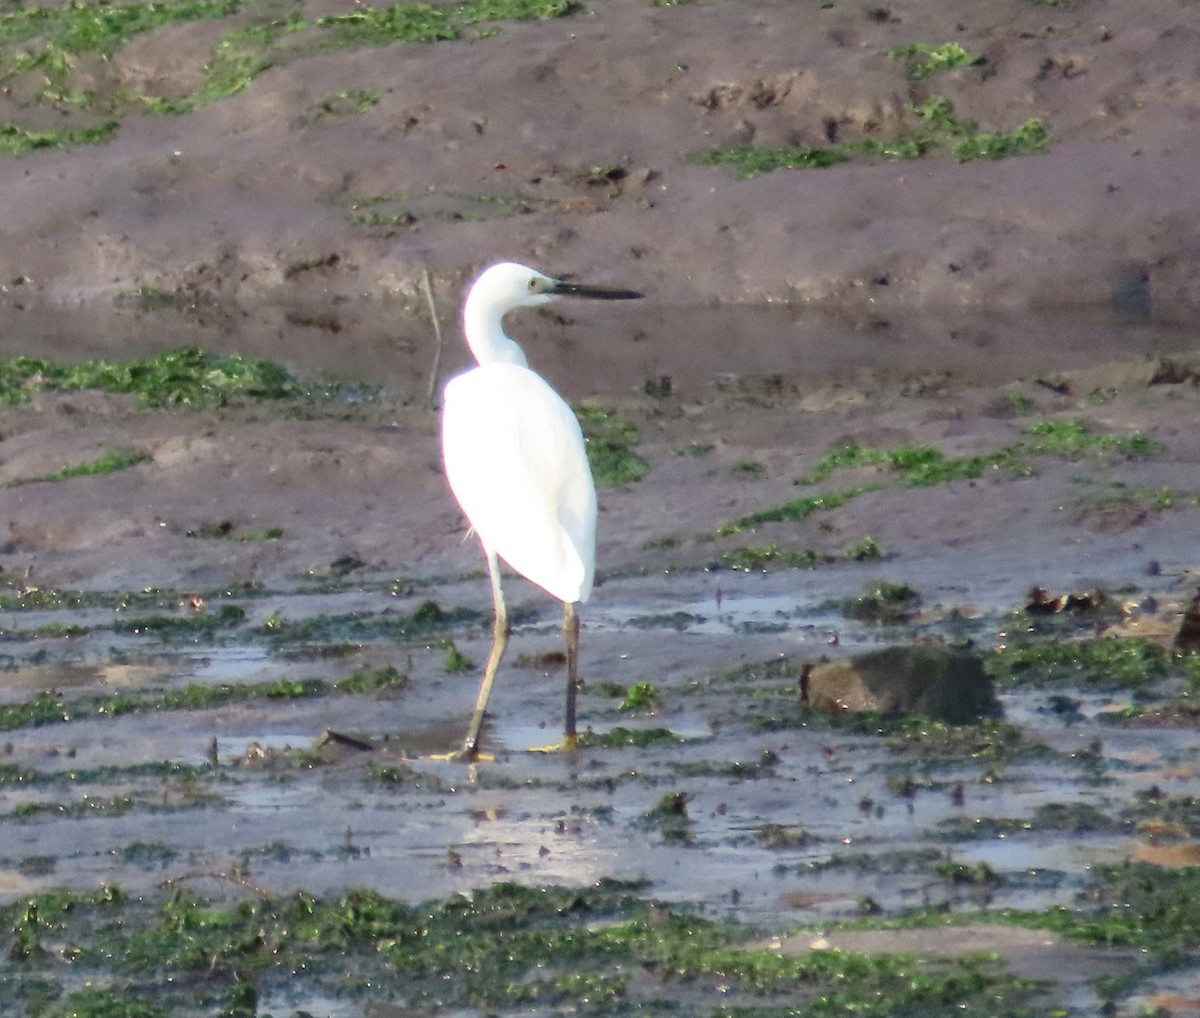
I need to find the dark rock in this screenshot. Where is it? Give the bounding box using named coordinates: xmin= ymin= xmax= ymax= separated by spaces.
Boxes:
xmin=1176 ymin=588 xmax=1200 ymax=652
xmin=802 ymin=645 xmax=999 ymax=723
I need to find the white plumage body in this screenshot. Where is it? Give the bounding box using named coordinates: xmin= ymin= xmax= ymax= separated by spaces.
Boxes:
xmin=438 ymin=260 xmax=640 ymax=758
xmin=442 ymin=362 xmax=596 ymax=605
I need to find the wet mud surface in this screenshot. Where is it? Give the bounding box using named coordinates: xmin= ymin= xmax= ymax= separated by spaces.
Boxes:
xmin=0 ymin=307 xmax=1198 ymax=1015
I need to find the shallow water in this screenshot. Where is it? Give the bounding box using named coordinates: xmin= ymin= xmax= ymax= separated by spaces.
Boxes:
xmin=0 ymin=300 xmax=1193 ymax=398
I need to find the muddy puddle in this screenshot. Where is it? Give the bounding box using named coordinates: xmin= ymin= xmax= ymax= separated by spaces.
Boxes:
xmin=0 ymin=304 xmax=1198 ymax=1016
xmin=0 ymin=300 xmax=1196 ymax=400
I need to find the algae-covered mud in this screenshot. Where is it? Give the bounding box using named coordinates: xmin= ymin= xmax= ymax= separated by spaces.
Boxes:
xmin=0 ymin=327 xmax=1198 ymax=1016
xmin=1 ymin=0 xmax=1200 ymax=1013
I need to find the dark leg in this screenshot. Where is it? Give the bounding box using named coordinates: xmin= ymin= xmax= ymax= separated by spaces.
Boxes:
xmin=459 ymin=550 xmax=508 ymax=760
xmin=563 ymin=601 xmax=580 ymax=740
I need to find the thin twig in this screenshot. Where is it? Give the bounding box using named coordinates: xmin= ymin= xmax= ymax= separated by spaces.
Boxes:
xmin=422 ymin=266 xmax=444 ymax=409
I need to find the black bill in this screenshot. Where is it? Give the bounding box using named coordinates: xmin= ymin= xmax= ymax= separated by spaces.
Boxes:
xmin=549 ymin=279 xmax=644 ymax=300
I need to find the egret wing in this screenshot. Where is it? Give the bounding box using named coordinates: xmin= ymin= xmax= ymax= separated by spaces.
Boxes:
xmin=442 ymin=364 xmax=597 ymax=604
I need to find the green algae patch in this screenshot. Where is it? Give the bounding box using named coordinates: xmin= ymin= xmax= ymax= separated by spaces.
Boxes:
xmin=1021 ymin=418 xmax=1158 ymax=458
xmin=0 ymin=120 xmax=116 ymax=154
xmin=576 ymin=405 xmax=648 ymax=487
xmin=318 ymin=0 xmax=580 ymax=46
xmin=802 ymin=421 xmax=1157 ymax=489
xmin=262 ymin=600 xmax=486 ymax=645
xmin=0 ymin=0 xmax=585 ymax=137
xmin=37 ymin=448 xmax=152 ymax=483
xmin=693 ymin=142 xmax=845 ymax=176
xmin=722 ymin=543 xmax=828 ymax=571
xmin=0 ymin=583 xmax=192 ymax=613
xmin=673 ymin=748 xmax=781 ymax=781
xmin=841 ymin=581 xmax=921 ymax=623
xmin=694 ymin=97 xmax=1050 ymax=178
xmin=0 ymin=0 xmax=236 ymax=64
xmin=187 ymin=520 xmax=283 ymax=541
xmin=618 ymin=680 xmax=661 ymax=712
xmin=882 ymin=716 xmax=1038 ymax=764
xmin=0 ymin=0 xmax=242 ymax=127
xmin=888 ymin=41 xmax=982 ymax=80
xmin=754 ymin=821 xmax=814 ymax=849
xmin=316 ymin=3 xmax=460 ymax=45
xmin=113 ymin=603 xmax=247 ymax=636
xmin=441 ymin=639 xmax=474 ymax=673
xmin=0 ymin=347 xmax=302 ymax=407
xmin=133 ymin=23 xmax=276 ymax=114
xmin=718 ymin=485 xmax=878 ymax=536
xmin=334 ymin=664 xmax=408 ymax=694
xmin=726 ymin=419 xmax=1159 ymax=537
xmin=0 ymin=876 xmax=1065 ymax=1015
xmin=579 ymin=726 xmax=684 ymax=748
xmin=0 ymin=665 xmax=409 ymax=733
xmin=986 ymin=635 xmax=1169 ymax=690
xmin=849 ymin=534 xmax=882 ymax=561
xmin=1032 ymin=801 xmax=1125 ymax=834
xmin=11 ymin=794 xmax=138 ymax=821
xmin=987 ymin=862 xmax=1200 ymax=959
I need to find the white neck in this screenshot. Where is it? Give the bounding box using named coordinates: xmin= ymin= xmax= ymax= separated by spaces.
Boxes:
xmin=463 ymin=289 xmax=529 ymax=368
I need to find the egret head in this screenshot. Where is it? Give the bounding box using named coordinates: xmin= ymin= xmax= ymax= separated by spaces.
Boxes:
xmin=462 ymin=261 xmax=642 ymax=368
xmin=471 ymin=262 xmax=562 ymax=312
xmin=470 ymin=261 xmax=644 ymax=315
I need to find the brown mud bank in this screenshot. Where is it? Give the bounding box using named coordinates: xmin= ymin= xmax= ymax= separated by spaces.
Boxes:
xmin=0 ymin=0 xmax=1198 ymax=322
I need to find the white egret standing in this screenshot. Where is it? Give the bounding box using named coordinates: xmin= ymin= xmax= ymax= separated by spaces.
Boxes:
xmin=441 ymin=261 xmax=642 ymax=760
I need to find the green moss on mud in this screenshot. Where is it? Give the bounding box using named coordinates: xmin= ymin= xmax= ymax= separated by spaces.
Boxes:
xmin=3 ymin=879 xmax=1050 ymax=1017
xmin=113 ymin=603 xmax=247 ymax=635
xmin=0 ymin=0 xmax=583 ymax=141
xmin=576 ymin=405 xmax=648 ymax=487
xmin=990 ymin=862 xmax=1200 ymax=959
xmin=262 ymin=600 xmax=486 ymax=644
xmin=986 ymin=636 xmax=1169 ymax=690
xmin=618 ymin=680 xmax=661 ymax=712
xmin=840 ymin=581 xmax=921 ymax=623
xmin=188 ymin=520 xmax=284 ymax=541
xmin=335 ymin=664 xmax=408 ymax=694
xmin=0 ymin=664 xmax=408 ymax=733
xmin=318 ymin=0 xmax=578 ymax=46
xmin=801 ymin=421 xmax=1157 ymax=488
xmin=36 ymin=448 xmax=152 ymax=482
xmin=0 ymin=120 xmax=116 ymax=153
xmin=722 ymin=543 xmax=828 ymax=571
xmin=722 ymin=419 xmax=1157 ymax=536
xmin=695 ymin=97 xmax=1050 ymax=177
xmin=882 ymin=716 xmax=1038 ymax=763
xmin=579 ymin=726 xmax=684 ymax=748
xmin=888 ymin=41 xmax=982 ymax=79
xmin=718 ymin=485 xmax=878 ymax=536
xmin=0 ymin=347 xmax=301 ymax=407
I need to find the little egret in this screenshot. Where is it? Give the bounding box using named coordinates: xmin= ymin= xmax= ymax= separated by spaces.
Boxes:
xmin=441 ymin=261 xmax=642 ymax=760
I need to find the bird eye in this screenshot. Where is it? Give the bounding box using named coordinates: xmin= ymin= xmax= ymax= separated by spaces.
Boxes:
xmin=527 ymin=277 xmax=538 ymax=291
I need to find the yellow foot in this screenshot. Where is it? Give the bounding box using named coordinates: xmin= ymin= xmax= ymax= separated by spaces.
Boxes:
xmin=528 ymin=733 xmax=580 ymax=754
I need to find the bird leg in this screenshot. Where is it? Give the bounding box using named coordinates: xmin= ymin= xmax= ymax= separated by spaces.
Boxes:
xmin=563 ymin=601 xmax=580 ymax=741
xmin=459 ymin=550 xmax=508 ymax=760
